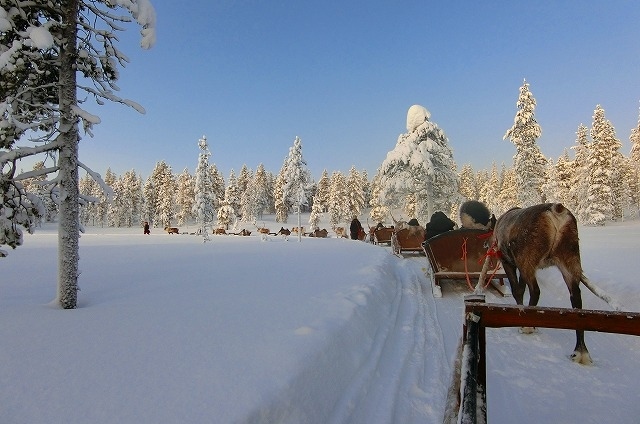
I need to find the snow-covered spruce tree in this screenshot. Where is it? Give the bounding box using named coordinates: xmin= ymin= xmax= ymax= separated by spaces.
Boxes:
xmin=628 ymin=106 xmax=640 ymax=215
xmin=314 ymin=169 xmax=330 ymax=213
xmin=542 ymin=150 xmax=572 ymax=207
xmin=568 ymin=124 xmax=591 ymax=222
xmin=149 ymin=161 xmax=176 ymax=227
xmin=208 ymin=163 xmax=225 ymax=212
xmin=225 ymin=170 xmax=241 ymax=220
xmin=503 ymin=80 xmax=547 ymax=207
xmin=120 ymin=169 xmax=143 ymax=227
xmin=458 ymin=164 xmax=477 ymax=201
xmin=217 ymin=186 xmax=236 ymax=230
xmin=481 ymin=163 xmax=501 ymax=216
xmin=328 ymin=171 xmax=349 ymax=227
xmin=368 ymin=172 xmax=388 ymax=224
xmin=239 ymin=173 xmax=258 ymax=223
xmin=0 ymin=0 xmax=155 ymax=308
xmin=193 ymin=136 xmax=215 ymax=242
xmin=346 ymin=165 xmax=365 ymax=218
xmin=280 ymin=136 xmax=310 ymax=239
xmin=251 ymin=163 xmax=270 ymax=220
xmin=360 ymin=170 xmax=371 ymax=209
xmin=237 ymin=164 xmax=251 ymax=201
xmin=379 ymin=105 xmax=460 ymax=223
xmin=496 ymin=165 xmax=518 ymax=216
xmin=585 ymin=105 xmax=621 ymax=225
xmin=475 ymin=169 xmax=489 ymax=205
xmin=175 ymin=168 xmax=195 ymax=226
xmin=273 ymin=159 xmax=288 ymax=223
xmin=308 ymin=195 xmax=322 ymax=230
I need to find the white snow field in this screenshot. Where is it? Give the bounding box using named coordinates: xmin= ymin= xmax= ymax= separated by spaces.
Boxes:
xmin=1 ymin=218 xmax=639 ymax=424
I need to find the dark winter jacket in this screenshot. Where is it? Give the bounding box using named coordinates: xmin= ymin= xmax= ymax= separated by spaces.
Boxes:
xmin=425 ymin=211 xmax=456 ymax=240
xmin=350 ymin=218 xmax=363 ymax=240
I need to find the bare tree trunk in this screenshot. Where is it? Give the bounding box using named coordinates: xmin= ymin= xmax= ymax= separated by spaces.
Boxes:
xmin=57 ymin=0 xmax=80 ymax=309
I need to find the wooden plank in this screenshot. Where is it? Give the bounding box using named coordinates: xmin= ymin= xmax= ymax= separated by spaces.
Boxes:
xmin=465 ymin=303 xmax=640 ymax=336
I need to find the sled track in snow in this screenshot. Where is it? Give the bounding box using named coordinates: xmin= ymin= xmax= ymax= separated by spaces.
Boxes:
xmin=327 ymin=257 xmax=454 ymax=424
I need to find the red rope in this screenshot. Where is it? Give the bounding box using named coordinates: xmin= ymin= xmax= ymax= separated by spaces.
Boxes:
xmin=461 ymin=238 xmax=475 ymax=290
xmin=479 ymin=237 xmax=503 ymax=289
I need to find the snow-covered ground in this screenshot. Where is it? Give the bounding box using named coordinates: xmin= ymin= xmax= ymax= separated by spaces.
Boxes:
xmin=2 ymin=217 xmax=639 ymax=424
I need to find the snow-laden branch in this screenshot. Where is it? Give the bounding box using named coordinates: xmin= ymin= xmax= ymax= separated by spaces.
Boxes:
xmin=78 ymin=160 xmax=114 ymax=202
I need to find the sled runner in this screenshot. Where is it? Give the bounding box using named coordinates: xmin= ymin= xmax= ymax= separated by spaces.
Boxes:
xmin=422 ymin=228 xmax=508 ymax=298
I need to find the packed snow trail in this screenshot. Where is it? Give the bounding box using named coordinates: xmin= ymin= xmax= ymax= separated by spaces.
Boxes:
xmin=327 ymin=257 xmax=453 ymax=424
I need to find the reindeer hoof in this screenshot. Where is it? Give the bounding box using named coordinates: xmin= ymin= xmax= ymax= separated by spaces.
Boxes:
xmin=570 ymin=350 xmax=593 ymax=365
xmin=519 ymin=326 xmax=537 ymax=334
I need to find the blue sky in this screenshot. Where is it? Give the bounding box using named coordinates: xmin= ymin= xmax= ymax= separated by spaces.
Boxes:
xmin=57 ymin=1 xmax=640 ymax=181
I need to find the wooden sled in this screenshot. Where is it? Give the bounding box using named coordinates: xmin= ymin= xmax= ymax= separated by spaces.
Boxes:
xmin=422 ymin=228 xmax=510 ymax=298
xmin=391 ymin=228 xmax=425 ymax=256
xmin=373 ymin=227 xmax=394 ymax=245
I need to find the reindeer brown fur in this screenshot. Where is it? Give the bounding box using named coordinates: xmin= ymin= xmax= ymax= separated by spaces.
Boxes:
xmin=164 ymin=227 xmax=179 ymax=234
xmin=490 ymin=203 xmax=592 ymax=365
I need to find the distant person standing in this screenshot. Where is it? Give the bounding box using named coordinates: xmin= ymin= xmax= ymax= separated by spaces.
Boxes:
xmin=350 ymin=217 xmax=363 ymax=240
xmin=143 ymin=221 xmax=150 ymax=235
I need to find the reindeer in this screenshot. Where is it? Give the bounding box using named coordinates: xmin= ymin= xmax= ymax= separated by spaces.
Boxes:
xmin=489 ymin=203 xmax=592 ymax=365
xmin=164 ymin=226 xmax=179 ymax=234
xmin=278 ymin=227 xmax=291 ymax=236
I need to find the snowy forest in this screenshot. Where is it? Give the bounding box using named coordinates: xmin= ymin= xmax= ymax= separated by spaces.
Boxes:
xmin=2 ymin=0 xmax=640 ymax=311
xmin=17 ymin=83 xmax=640 ymax=235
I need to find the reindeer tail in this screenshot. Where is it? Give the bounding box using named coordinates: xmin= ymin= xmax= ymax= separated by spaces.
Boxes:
xmin=580 ymin=274 xmax=624 ymax=311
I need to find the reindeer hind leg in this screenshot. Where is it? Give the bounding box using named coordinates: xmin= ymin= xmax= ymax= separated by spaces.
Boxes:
xmin=559 ymin=267 xmax=592 ymax=365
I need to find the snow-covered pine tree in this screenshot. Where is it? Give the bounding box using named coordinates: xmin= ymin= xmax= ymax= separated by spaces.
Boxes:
xmin=496 ymin=165 xmax=518 ymax=216
xmin=104 ymin=168 xmax=118 ymax=227
xmin=314 ymin=170 xmax=331 ymax=213
xmin=217 ymin=190 xmax=236 ymax=230
xmin=142 ymin=176 xmax=156 ymax=226
xmin=237 ymin=164 xmax=251 ymax=201
xmin=568 ymin=124 xmax=591 ymax=222
xmin=368 ymin=172 xmax=389 ymax=224
xmin=328 ymin=171 xmax=349 ymax=227
xmin=346 ymin=166 xmax=365 ymax=217
xmin=251 ymin=164 xmax=271 ymax=220
xmin=360 ymin=170 xmax=371 ymax=210
xmin=625 ymin=109 xmax=640 ymax=217
xmin=176 ymin=168 xmax=195 ymax=226
xmin=239 ymin=173 xmax=259 ymax=223
xmin=586 ymin=105 xmax=621 ymax=225
xmin=542 ymin=150 xmax=572 ymax=207
xmin=208 ymin=164 xmax=225 ymax=212
xmin=149 ymin=161 xmax=176 ymax=227
xmin=274 ymin=159 xmax=289 ymax=223
xmin=193 ymin=136 xmax=215 ymax=241
xmin=475 ymin=169 xmax=489 ymax=205
xmin=458 ymin=164 xmax=477 ymax=201
xmin=482 ymin=163 xmax=502 ymax=216
xmin=503 ymin=80 xmax=547 ymax=207
xmin=308 ymin=196 xmax=322 ymax=231
xmin=379 ymin=105 xmax=460 ymax=222
xmin=281 ymin=136 xmax=310 ymax=239
xmin=0 ymin=0 xmax=156 ymax=308
xmin=225 ymin=170 xmax=241 ymax=220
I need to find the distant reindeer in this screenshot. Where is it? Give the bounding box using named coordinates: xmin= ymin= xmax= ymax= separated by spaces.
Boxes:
xmin=489 ymin=203 xmax=592 ymax=364
xmin=164 ymin=226 xmax=179 ymax=234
